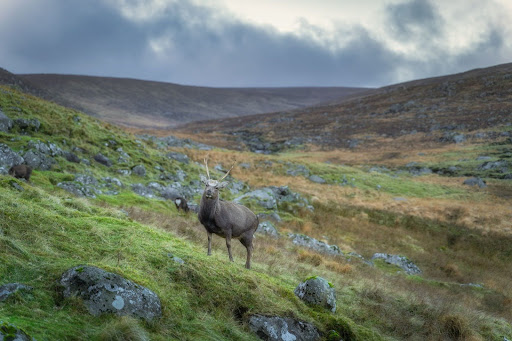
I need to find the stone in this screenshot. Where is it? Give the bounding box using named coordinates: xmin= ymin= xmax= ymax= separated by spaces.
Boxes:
xmin=60 ymin=265 xmax=162 ymax=321
xmin=294 ymin=276 xmax=336 ymax=312
xmin=93 ymin=153 xmax=112 ymax=167
xmin=64 ymin=152 xmax=81 ymax=163
xmin=309 ymin=175 xmax=326 ymax=184
xmin=463 ymin=177 xmax=487 ymax=188
xmin=166 ymin=152 xmax=189 ymax=164
xmin=131 ymin=184 xmax=155 ymax=198
xmin=0 ymin=110 xmax=13 ymax=132
xmin=0 ymin=283 xmax=33 ymax=301
xmin=234 ymin=188 xmax=277 ymax=210
xmin=13 ymin=118 xmax=40 ymax=133
xmin=131 ymin=164 xmax=146 ymax=177
xmin=57 ymin=182 xmax=98 ymax=198
xmin=286 ymin=164 xmax=310 ymax=177
xmin=26 ymin=140 xmax=62 ymax=157
xmin=248 ymin=315 xmax=320 ymax=341
xmin=288 ymin=233 xmax=342 ymax=256
xmin=75 ymin=174 xmax=98 ymax=186
xmin=167 ymin=253 xmax=185 ymax=265
xmin=256 ymin=221 xmax=279 ymax=238
xmin=371 ymin=253 xmax=422 ymax=275
xmin=22 ymin=150 xmax=55 ymax=170
xmin=0 ymin=144 xmax=24 ymax=169
xmin=0 ymin=321 xmax=36 ymax=341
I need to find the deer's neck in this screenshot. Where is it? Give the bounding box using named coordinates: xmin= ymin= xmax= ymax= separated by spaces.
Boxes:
xmin=199 ymin=195 xmax=220 ymax=221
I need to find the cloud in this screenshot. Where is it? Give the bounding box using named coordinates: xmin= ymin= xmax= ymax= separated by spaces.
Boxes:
xmin=0 ymin=0 xmax=510 ymax=87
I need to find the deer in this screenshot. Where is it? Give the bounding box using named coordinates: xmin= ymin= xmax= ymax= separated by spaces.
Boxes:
xmin=198 ymin=157 xmax=259 ymax=269
xmin=8 ymin=164 xmax=32 ymax=181
xmin=174 ymin=197 xmax=189 ymax=213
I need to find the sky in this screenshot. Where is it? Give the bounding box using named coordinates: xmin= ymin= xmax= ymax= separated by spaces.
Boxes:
xmin=0 ymin=0 xmax=511 ymax=88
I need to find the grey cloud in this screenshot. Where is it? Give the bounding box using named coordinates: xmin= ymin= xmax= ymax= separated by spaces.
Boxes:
xmin=387 ymin=0 xmax=443 ymax=39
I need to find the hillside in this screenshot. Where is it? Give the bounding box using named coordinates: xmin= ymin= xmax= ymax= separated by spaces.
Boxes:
xmin=175 ymin=62 xmax=512 ymax=155
xmin=18 ymin=73 xmax=369 ymax=129
xmin=1 ymin=75 xmax=512 ymax=340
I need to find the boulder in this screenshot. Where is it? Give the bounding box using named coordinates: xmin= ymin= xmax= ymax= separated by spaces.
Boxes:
xmin=60 ymin=265 xmax=162 ymax=321
xmin=0 ymin=321 xmax=36 ymax=341
xmin=235 ymin=188 xmax=277 ymax=210
xmin=0 ymin=110 xmax=13 ymax=132
xmin=131 ymin=165 xmax=146 ymax=177
xmin=286 ymin=164 xmax=310 ymax=177
xmin=13 ymin=118 xmax=40 ymax=133
xmin=309 ymin=175 xmax=326 ymax=184
xmin=256 ymin=221 xmax=279 ymax=238
xmin=75 ymin=174 xmax=98 ymax=186
xmin=371 ymin=253 xmax=422 ymax=275
xmin=64 ymin=152 xmax=81 ymax=163
xmin=166 ymin=152 xmax=189 ymax=164
xmin=93 ymin=153 xmax=112 ymax=167
xmin=0 ymin=283 xmax=33 ymax=301
xmin=248 ymin=315 xmax=320 ymax=341
xmin=131 ymin=184 xmax=155 ymax=198
xmin=22 ymin=150 xmax=55 ymax=171
xmin=288 ymin=233 xmax=342 ymax=256
xmin=57 ymin=182 xmax=98 ymax=198
xmin=26 ymin=140 xmax=62 ymax=157
xmin=116 ymin=147 xmax=130 ymax=163
xmin=0 ymin=144 xmax=24 ymax=169
xmin=463 ymin=177 xmax=487 ymax=188
xmin=294 ymin=276 xmax=336 ymax=312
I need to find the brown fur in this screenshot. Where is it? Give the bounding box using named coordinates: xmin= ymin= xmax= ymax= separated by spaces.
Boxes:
xmin=8 ymin=164 xmax=32 ymax=181
xmin=174 ymin=197 xmax=189 ymax=212
xmin=198 ymin=176 xmax=258 ymax=269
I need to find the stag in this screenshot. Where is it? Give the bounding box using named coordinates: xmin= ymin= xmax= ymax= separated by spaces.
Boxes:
xmin=198 ymin=158 xmax=258 ymax=269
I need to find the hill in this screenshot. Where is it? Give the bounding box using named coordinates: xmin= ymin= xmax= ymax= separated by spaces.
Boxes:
xmin=175 ymin=62 xmax=512 ymax=154
xmin=0 ymin=73 xmax=512 ymax=340
xmin=18 ymin=73 xmax=369 ymax=129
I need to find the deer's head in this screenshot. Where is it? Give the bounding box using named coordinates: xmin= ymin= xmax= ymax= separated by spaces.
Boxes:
xmin=200 ymin=157 xmax=234 ymax=200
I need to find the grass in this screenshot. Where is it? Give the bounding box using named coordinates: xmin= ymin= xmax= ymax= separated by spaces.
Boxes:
xmin=1 ymin=85 xmax=512 ymax=340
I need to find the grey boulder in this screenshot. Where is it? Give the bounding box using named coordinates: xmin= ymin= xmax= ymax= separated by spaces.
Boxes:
xmin=288 ymin=233 xmax=342 ymax=256
xmin=0 ymin=110 xmax=13 ymax=132
xmin=248 ymin=315 xmax=320 ymax=341
xmin=371 ymin=253 xmax=422 ymax=275
xmin=131 ymin=164 xmax=146 ymax=177
xmin=0 ymin=283 xmax=33 ymax=301
xmin=93 ymin=153 xmax=112 ymax=167
xmin=60 ymin=265 xmax=162 ymax=321
xmin=256 ymin=221 xmax=279 ymax=238
xmin=294 ymin=276 xmax=336 ymax=313
xmin=0 ymin=143 xmax=24 ymax=169
xmin=22 ymin=150 xmax=55 ymax=171
xmin=234 ymin=188 xmax=277 ymax=210
xmin=463 ymin=177 xmax=487 ymax=188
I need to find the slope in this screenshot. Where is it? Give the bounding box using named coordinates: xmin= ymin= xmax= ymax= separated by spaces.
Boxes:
xmin=0 ymin=83 xmax=511 ymax=340
xmin=19 ymin=73 xmax=369 ymax=129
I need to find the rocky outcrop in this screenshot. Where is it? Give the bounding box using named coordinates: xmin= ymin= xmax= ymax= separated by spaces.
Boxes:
xmin=0 ymin=110 xmax=13 ymax=132
xmin=235 ymin=188 xmax=277 ymax=210
xmin=93 ymin=153 xmax=112 ymax=167
xmin=60 ymin=265 xmax=162 ymax=321
xmin=0 ymin=321 xmax=36 ymax=341
xmin=166 ymin=152 xmax=189 ymax=164
xmin=131 ymin=164 xmax=146 ymax=177
xmin=288 ymin=233 xmax=342 ymax=256
xmin=0 ymin=144 xmax=24 ymax=171
xmin=248 ymin=315 xmax=320 ymax=341
xmin=13 ymin=118 xmax=40 ymax=133
xmin=256 ymin=221 xmax=279 ymax=238
xmin=294 ymin=276 xmax=336 ymax=312
xmin=0 ymin=283 xmax=33 ymax=301
xmin=463 ymin=177 xmax=487 ymax=188
xmin=371 ymin=253 xmax=422 ymax=275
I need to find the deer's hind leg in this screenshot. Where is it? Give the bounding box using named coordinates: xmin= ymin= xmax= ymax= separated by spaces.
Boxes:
xmin=240 ymin=232 xmax=254 ymax=269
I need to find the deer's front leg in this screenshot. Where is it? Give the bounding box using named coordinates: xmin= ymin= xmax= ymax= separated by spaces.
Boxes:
xmin=225 ymin=231 xmax=234 ymax=262
xmin=207 ymin=232 xmax=212 ymax=256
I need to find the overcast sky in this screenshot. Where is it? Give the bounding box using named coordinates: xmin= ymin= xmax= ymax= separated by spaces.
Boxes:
xmin=1 ymin=0 xmax=511 ymax=87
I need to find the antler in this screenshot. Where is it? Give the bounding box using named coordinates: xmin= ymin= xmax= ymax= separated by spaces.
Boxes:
xmin=219 ymin=161 xmax=236 ymax=181
xmin=204 ymin=156 xmax=211 ymax=180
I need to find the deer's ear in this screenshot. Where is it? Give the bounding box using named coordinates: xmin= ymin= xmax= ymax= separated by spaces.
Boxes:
xmin=218 ymin=181 xmax=228 ymax=189
xmin=200 ymin=175 xmax=208 ymax=185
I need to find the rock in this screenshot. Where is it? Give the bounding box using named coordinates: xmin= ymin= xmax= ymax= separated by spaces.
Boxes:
xmin=166 ymin=152 xmax=189 ymax=164
xmin=286 ymin=164 xmax=310 ymax=177
xmin=75 ymin=174 xmax=98 ymax=186
xmin=22 ymin=150 xmax=55 ymax=170
xmin=256 ymin=221 xmax=279 ymax=238
xmin=57 ymin=182 xmax=98 ymax=198
xmin=167 ymin=253 xmax=185 ymax=265
xmin=116 ymin=147 xmax=130 ymax=163
xmin=60 ymin=265 xmax=162 ymax=321
xmin=248 ymin=315 xmax=320 ymax=341
xmin=0 ymin=110 xmax=13 ymax=132
xmin=0 ymin=321 xmax=36 ymax=341
xmin=0 ymin=283 xmax=33 ymax=301
xmin=463 ymin=177 xmax=487 ymax=188
xmin=309 ymin=175 xmax=326 ymax=184
xmin=371 ymin=253 xmax=422 ymax=275
xmin=294 ymin=276 xmax=336 ymax=312
xmin=257 ymin=212 xmax=282 ymax=223
xmin=26 ymin=140 xmax=62 ymax=157
xmin=288 ymin=233 xmax=342 ymax=256
xmin=64 ymin=152 xmax=81 ymax=163
xmin=239 ymin=163 xmax=251 ymax=169
xmin=234 ymin=188 xmax=277 ymax=210
xmin=117 ymin=169 xmax=132 ymax=176
xmin=131 ymin=165 xmax=146 ymax=177
xmin=131 ymin=184 xmax=155 ymax=198
xmin=93 ymin=153 xmax=112 ymax=167
xmin=102 ymin=177 xmax=123 ymax=188
xmin=478 ymin=160 xmax=509 ymax=172
xmin=13 ymin=118 xmax=40 ymax=133
xmin=453 ymin=134 xmax=466 ymax=144
xmin=0 ymin=143 xmax=24 ymax=169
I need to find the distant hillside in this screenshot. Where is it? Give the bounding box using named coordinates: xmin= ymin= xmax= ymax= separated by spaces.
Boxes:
xmin=176 ymin=63 xmax=512 ymax=151
xmin=19 ymin=73 xmax=369 ymax=128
